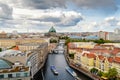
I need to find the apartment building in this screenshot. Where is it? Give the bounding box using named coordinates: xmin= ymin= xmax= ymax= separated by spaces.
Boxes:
xmin=0 ymin=42 xmax=48 ymax=80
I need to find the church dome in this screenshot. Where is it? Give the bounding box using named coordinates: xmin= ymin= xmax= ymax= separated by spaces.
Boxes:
xmin=49 ymin=27 xmax=56 ymax=33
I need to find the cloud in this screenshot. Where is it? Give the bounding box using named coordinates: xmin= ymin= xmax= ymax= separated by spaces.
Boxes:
xmin=0 ymin=0 xmax=67 ymax=9
xmin=76 ymin=21 xmax=99 ymax=32
xmin=0 ymin=3 xmax=13 ymax=19
xmin=117 ymin=22 xmax=120 ymax=26
xmin=0 ymin=0 xmax=120 ymax=32
xmin=13 ymin=8 xmax=83 ymax=27
xmin=0 ymin=7 xmax=83 ymax=32
xmin=1 ymin=0 xmax=118 ymax=12
xmin=71 ymin=0 xmax=118 ymax=10
xmin=104 ymin=16 xmax=119 ymax=26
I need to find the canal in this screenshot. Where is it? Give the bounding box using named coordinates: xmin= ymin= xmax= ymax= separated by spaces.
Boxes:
xmin=34 ymin=42 xmax=93 ymax=80
xmin=43 ymin=53 xmax=93 ymax=80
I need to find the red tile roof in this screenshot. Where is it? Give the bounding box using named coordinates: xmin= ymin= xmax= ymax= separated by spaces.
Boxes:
xmin=87 ymin=53 xmax=96 ymax=59
xmin=114 ymin=57 xmax=120 ymax=63
xmin=98 ymin=55 xmax=104 ymax=60
xmin=12 ymin=46 xmax=19 ymax=50
xmin=108 ymin=57 xmax=113 ymax=63
xmin=82 ymin=53 xmax=96 ymax=59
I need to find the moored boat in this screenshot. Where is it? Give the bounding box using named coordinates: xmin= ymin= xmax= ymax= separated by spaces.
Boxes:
xmin=65 ymin=67 xmax=77 ymax=77
xmin=65 ymin=67 xmax=81 ymax=80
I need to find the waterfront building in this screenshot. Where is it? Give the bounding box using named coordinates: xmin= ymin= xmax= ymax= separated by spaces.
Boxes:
xmin=112 ymin=57 xmax=120 ymax=76
xmin=74 ymin=51 xmax=120 ymax=75
xmin=70 ymin=42 xmax=120 ymax=76
xmin=81 ymin=52 xmax=96 ymax=70
xmin=0 ymin=42 xmax=48 ymax=79
xmin=26 ymin=42 xmax=48 ymax=78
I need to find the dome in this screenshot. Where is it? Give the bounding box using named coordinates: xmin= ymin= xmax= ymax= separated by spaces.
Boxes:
xmin=49 ymin=27 xmax=56 ymax=33
xmin=0 ymin=59 xmax=13 ymax=69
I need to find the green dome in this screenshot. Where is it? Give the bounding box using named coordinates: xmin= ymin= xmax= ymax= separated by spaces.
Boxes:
xmin=49 ymin=27 xmax=56 ymax=33
xmin=0 ymin=59 xmax=13 ymax=69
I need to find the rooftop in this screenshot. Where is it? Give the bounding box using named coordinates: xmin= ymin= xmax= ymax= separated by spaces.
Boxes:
xmin=0 ymin=49 xmax=25 ymax=57
xmin=0 ymin=66 xmax=29 ymax=73
xmin=49 ymin=26 xmax=56 ymax=33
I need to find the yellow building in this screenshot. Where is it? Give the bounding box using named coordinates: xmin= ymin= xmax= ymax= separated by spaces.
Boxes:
xmin=80 ymin=51 xmax=96 ymax=70
xmin=104 ymin=57 xmax=110 ymax=72
xmin=112 ymin=57 xmax=120 ymax=76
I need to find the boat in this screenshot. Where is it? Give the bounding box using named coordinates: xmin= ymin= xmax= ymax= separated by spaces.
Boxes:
xmin=75 ymin=77 xmax=82 ymax=80
xmin=65 ymin=67 xmax=77 ymax=77
xmin=65 ymin=67 xmax=81 ymax=80
xmin=50 ymin=65 xmax=58 ymax=75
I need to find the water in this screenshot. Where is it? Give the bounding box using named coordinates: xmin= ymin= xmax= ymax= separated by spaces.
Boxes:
xmin=43 ymin=53 xmax=93 ymax=80
xmin=35 ymin=42 xmax=93 ymax=80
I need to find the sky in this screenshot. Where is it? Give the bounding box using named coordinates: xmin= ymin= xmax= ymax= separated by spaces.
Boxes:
xmin=0 ymin=0 xmax=120 ymax=33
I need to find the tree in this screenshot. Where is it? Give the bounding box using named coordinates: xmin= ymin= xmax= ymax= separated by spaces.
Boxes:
xmin=94 ymin=38 xmax=105 ymax=44
xmin=69 ymin=53 xmax=74 ymax=59
xmin=90 ymin=68 xmax=98 ymax=74
xmin=97 ymin=71 xmax=103 ymax=77
xmin=102 ymin=72 xmax=108 ymax=78
xmin=50 ymin=38 xmax=58 ymax=43
xmin=108 ymin=68 xmax=118 ymax=79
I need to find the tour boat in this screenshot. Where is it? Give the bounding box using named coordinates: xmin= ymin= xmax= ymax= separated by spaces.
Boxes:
xmin=50 ymin=65 xmax=58 ymax=75
xmin=65 ymin=67 xmax=81 ymax=80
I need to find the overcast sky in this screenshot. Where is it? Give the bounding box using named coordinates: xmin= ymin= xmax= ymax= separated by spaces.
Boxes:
xmin=0 ymin=0 xmax=120 ymax=33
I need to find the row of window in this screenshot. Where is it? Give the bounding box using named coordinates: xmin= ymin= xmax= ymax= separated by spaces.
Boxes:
xmin=0 ymin=72 xmax=29 ymax=79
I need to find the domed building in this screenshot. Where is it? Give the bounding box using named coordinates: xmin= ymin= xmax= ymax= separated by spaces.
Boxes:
xmin=45 ymin=26 xmax=57 ymax=37
xmin=49 ymin=26 xmax=56 ymax=33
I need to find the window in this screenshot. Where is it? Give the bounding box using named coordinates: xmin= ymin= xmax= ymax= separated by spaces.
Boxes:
xmin=24 ymin=73 xmax=28 ymax=77
xmin=16 ymin=73 xmax=21 ymax=77
xmin=0 ymin=75 xmax=4 ymax=78
xmin=8 ymin=74 xmax=13 ymax=78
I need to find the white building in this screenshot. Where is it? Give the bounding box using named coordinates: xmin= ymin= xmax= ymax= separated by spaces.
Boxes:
xmin=107 ymin=28 xmax=120 ymax=41
xmin=0 ymin=42 xmax=48 ymax=80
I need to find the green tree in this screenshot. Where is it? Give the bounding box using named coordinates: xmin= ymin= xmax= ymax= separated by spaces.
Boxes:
xmin=90 ymin=68 xmax=98 ymax=74
xmin=69 ymin=53 xmax=74 ymax=59
xmin=50 ymin=38 xmax=58 ymax=43
xmin=97 ymin=71 xmax=103 ymax=77
xmin=102 ymin=72 xmax=108 ymax=78
xmin=94 ymin=38 xmax=105 ymax=44
xmin=108 ymin=68 xmax=118 ymax=79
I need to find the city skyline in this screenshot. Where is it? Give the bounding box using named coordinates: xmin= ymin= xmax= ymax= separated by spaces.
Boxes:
xmin=0 ymin=0 xmax=120 ymax=32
